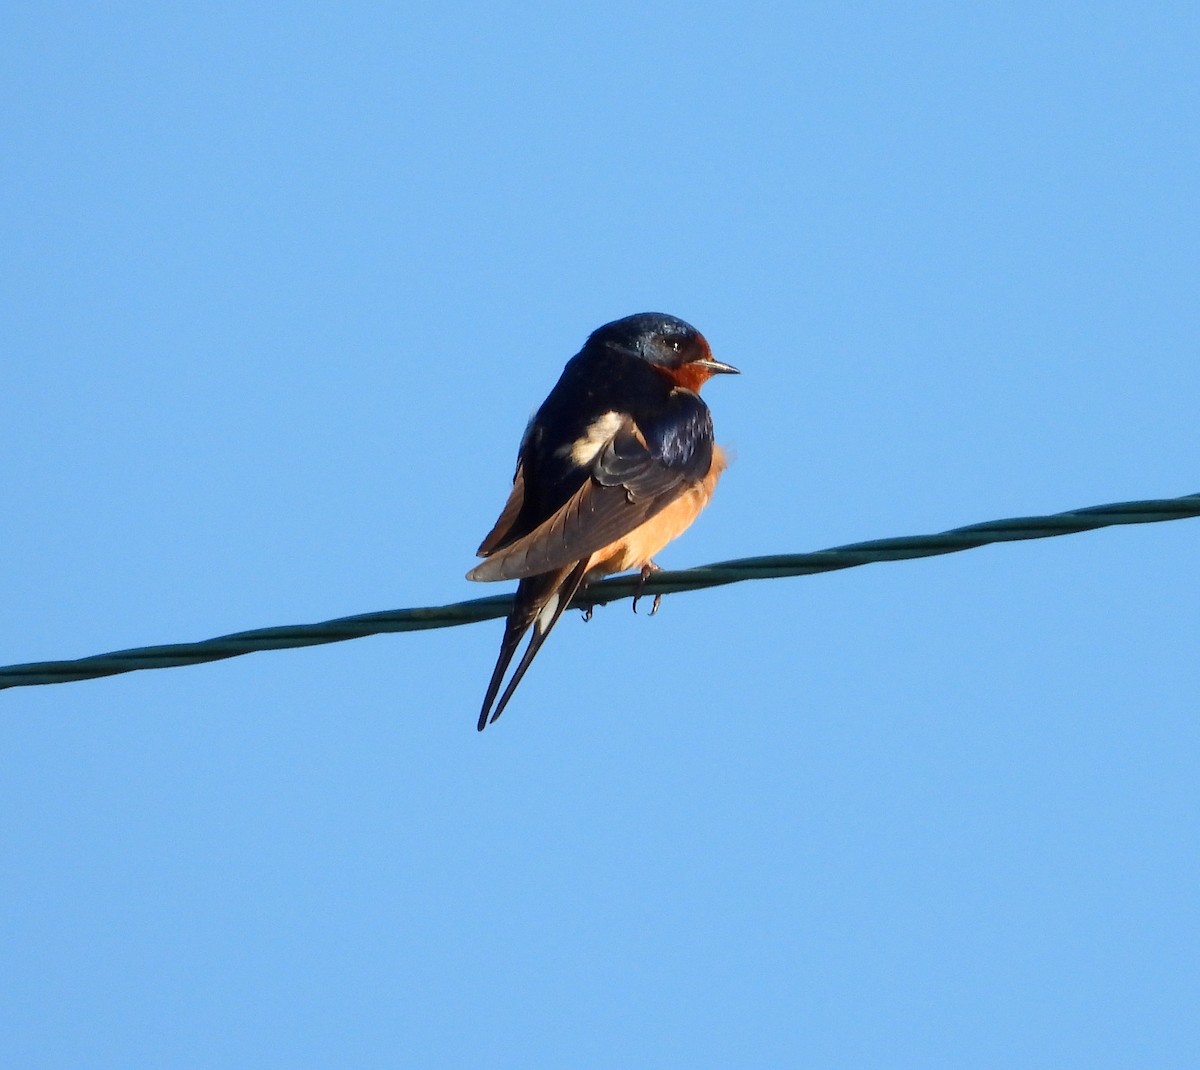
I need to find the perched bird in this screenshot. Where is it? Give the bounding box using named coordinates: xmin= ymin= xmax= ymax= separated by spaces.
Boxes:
xmin=468 ymin=312 xmax=739 ymax=730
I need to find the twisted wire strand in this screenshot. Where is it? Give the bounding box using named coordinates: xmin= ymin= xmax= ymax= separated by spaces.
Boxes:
xmin=3 ymin=491 xmax=1197 ymax=692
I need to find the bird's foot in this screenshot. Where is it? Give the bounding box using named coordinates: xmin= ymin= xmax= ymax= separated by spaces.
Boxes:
xmin=632 ymin=561 xmax=663 ymax=616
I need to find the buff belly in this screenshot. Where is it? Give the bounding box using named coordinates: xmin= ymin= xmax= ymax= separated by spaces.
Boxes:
xmin=584 ymin=446 xmax=727 ymax=581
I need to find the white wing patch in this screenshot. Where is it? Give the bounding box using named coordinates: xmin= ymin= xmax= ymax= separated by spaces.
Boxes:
xmin=561 ymin=410 xmax=623 ymax=466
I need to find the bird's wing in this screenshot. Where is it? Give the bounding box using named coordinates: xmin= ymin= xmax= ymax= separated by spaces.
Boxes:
xmin=468 ymin=400 xmax=713 ymax=582
xmin=476 ymin=461 xmax=527 ymax=556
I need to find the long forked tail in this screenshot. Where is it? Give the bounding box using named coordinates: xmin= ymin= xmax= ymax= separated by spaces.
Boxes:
xmin=477 ymin=560 xmax=590 ymax=731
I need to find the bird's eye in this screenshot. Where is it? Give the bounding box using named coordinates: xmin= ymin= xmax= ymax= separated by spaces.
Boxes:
xmin=669 ymin=340 xmax=683 ymax=353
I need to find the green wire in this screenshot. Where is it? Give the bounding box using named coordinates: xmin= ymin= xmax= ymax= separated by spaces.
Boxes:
xmin=3 ymin=492 xmax=1197 ymax=691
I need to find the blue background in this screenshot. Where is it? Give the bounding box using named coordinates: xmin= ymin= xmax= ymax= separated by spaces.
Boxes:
xmin=3 ymin=3 xmax=1198 ymax=1066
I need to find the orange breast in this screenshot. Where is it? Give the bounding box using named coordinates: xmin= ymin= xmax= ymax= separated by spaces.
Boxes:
xmin=585 ymin=445 xmax=727 ymax=580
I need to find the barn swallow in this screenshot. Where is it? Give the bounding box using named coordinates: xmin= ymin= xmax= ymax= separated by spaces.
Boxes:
xmin=468 ymin=312 xmax=738 ymax=730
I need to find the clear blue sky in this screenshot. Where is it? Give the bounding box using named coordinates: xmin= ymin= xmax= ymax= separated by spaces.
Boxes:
xmin=3 ymin=3 xmax=1198 ymax=1066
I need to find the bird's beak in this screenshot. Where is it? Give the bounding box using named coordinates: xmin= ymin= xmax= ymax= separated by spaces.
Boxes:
xmin=694 ymin=358 xmax=740 ymax=375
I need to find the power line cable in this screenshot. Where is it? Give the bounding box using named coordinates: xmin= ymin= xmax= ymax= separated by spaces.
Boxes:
xmin=2 ymin=491 xmax=1196 ymax=692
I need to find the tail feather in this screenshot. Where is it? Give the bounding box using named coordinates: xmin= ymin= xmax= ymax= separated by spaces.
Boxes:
xmin=477 ymin=560 xmax=590 ymax=731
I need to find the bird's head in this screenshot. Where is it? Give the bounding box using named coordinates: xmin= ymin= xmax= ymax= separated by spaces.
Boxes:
xmin=588 ymin=312 xmax=740 ymax=392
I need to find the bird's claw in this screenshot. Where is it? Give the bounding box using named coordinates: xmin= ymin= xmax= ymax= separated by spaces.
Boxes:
xmin=632 ymin=562 xmax=664 ymax=616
